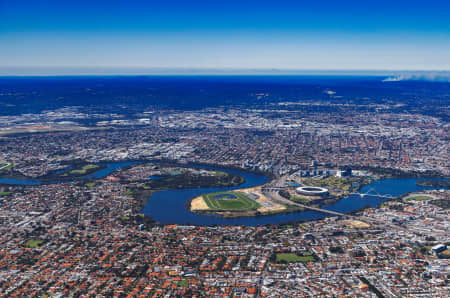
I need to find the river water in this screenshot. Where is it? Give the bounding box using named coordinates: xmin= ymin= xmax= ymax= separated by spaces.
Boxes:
xmin=141 ymin=168 xmax=448 ymax=226
xmin=0 ymin=161 xmax=137 ymax=185
xmin=1 ymin=162 xmax=447 ymax=226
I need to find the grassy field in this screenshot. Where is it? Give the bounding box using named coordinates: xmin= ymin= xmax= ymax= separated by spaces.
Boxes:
xmin=70 ymin=164 xmax=99 ymax=175
xmin=0 ymin=192 xmax=12 ymax=197
xmin=276 ymin=253 xmax=315 ymax=263
xmin=176 ymin=279 xmax=189 ymax=287
xmin=213 ymin=171 xmax=227 ymax=177
xmin=406 ymin=195 xmax=433 ymax=201
xmin=25 ymin=240 xmax=43 ymax=248
xmin=203 ymin=191 xmax=260 ymax=211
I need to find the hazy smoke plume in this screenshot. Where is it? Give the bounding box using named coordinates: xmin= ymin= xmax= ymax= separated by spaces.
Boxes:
xmin=383 ymin=71 xmax=450 ymax=82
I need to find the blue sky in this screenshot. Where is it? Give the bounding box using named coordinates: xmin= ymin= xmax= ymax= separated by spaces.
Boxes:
xmin=1 ymin=0 xmax=449 ymax=74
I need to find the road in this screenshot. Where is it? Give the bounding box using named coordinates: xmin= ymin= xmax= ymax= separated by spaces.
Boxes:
xmin=262 ymin=187 xmax=449 ymax=238
xmin=262 ymin=189 xmax=347 ymax=217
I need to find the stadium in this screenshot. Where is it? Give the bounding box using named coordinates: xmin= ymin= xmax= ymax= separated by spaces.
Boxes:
xmin=296 ymin=186 xmax=329 ymax=197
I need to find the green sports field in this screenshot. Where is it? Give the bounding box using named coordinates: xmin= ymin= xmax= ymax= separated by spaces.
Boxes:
xmin=202 ymin=191 xmax=260 ymax=211
xmin=25 ymin=240 xmax=43 ymax=248
xmin=406 ymin=195 xmax=433 ymax=201
xmin=69 ymin=164 xmax=99 ymax=174
xmin=275 ymin=252 xmax=316 ymax=263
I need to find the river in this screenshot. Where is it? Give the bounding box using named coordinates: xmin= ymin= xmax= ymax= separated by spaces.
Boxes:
xmin=141 ymin=169 xmax=448 ymax=225
xmin=0 ymin=161 xmax=137 ymax=185
xmin=1 ymin=162 xmax=447 ymax=226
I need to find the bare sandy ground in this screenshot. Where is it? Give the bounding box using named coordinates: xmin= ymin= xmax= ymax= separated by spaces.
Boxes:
xmin=236 ymin=187 xmax=286 ymax=213
xmin=342 ymin=219 xmax=371 ymax=228
xmin=190 ymin=196 xmax=209 ymax=210
xmin=257 ymin=203 xmax=286 ymax=213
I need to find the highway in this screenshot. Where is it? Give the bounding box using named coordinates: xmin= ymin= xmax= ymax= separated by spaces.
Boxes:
xmin=261 ymin=188 xmax=449 ymax=238
xmin=261 ymin=189 xmax=348 ymax=217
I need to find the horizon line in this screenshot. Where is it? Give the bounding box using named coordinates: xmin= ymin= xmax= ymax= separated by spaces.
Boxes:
xmin=1 ymin=67 xmax=449 ymax=77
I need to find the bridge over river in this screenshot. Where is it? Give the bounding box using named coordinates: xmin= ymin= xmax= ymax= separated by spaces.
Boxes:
xmin=261 ymin=189 xmax=349 ymax=217
xmin=262 ymin=188 xmax=448 ymax=237
xmin=261 ymin=187 xmax=396 ymax=219
xmin=351 ymin=188 xmax=395 ymax=199
xmin=289 ymin=202 xmax=348 ymax=217
xmin=264 ymin=185 xmax=395 ymax=199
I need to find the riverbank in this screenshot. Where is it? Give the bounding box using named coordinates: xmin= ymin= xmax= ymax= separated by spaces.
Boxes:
xmin=1 ymin=159 xmax=448 ymax=226
xmin=352 ymin=165 xmax=450 ymax=179
xmin=416 ymin=180 xmax=450 ymax=188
